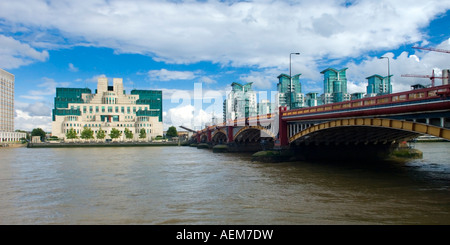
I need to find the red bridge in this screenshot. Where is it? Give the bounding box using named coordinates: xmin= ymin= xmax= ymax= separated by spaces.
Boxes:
xmin=191 ymin=84 xmax=450 ymax=159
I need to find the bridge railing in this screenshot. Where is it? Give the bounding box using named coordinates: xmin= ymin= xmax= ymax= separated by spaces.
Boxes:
xmin=197 ymin=113 xmax=276 ymax=134
xmin=282 ymin=84 xmax=450 ymax=118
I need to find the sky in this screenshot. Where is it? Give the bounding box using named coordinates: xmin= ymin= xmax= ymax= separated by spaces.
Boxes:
xmin=1 ymin=0 xmax=450 ymax=132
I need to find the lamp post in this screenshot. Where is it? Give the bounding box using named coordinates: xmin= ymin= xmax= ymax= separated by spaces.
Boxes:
xmin=290 ymin=52 xmax=300 ymax=109
xmin=379 ymin=56 xmax=390 ymax=94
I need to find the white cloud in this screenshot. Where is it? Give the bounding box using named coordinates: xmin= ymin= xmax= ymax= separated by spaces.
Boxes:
xmin=199 ymin=76 xmax=217 ymax=84
xmin=163 ymin=104 xmax=212 ymax=131
xmin=148 ymin=69 xmax=197 ymax=81
xmin=20 ymin=77 xmax=70 ymax=100
xmin=1 ymin=0 xmax=448 ymax=74
xmin=0 ymin=34 xmax=49 ymax=69
xmin=239 ymin=68 xmax=282 ymax=89
xmin=14 ymin=109 xmax=52 ymax=132
xmin=68 ymin=63 xmax=78 ymax=72
xmin=345 ymin=38 xmax=450 ymax=93
xmin=14 ymin=100 xmax=53 ymax=131
xmin=85 ymin=74 xmax=107 ymax=83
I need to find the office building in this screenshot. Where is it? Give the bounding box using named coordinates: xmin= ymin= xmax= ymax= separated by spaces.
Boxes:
xmin=52 ymin=77 xmax=163 ymax=140
xmin=223 ymin=82 xmax=257 ymax=121
xmin=276 ymin=73 xmax=304 ymax=109
xmin=366 ymin=74 xmax=392 ymax=96
xmin=320 ymin=68 xmax=351 ymax=104
xmin=0 ymin=68 xmax=26 ymax=142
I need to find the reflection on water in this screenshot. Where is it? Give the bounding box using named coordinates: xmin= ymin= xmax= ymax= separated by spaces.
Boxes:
xmin=0 ymin=143 xmax=449 ymax=224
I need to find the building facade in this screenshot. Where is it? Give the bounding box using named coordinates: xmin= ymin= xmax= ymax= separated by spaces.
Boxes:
xmin=224 ymin=82 xmax=257 ymax=121
xmin=0 ymin=68 xmax=26 ymax=143
xmin=366 ymin=74 xmax=392 ymax=96
xmin=320 ymin=68 xmax=351 ymax=104
xmin=276 ymin=73 xmax=304 ymax=109
xmin=305 ymin=92 xmax=320 ymax=107
xmin=257 ymin=99 xmax=272 ymax=115
xmin=52 ymin=77 xmax=163 ymax=141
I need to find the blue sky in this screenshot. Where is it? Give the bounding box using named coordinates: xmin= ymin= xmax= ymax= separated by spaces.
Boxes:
xmin=1 ymin=0 xmax=450 ymax=131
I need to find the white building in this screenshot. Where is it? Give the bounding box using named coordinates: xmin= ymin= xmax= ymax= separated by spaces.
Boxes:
xmin=224 ymin=82 xmax=257 ymax=121
xmin=52 ymin=77 xmax=163 ymax=141
xmin=0 ymin=68 xmax=26 ymax=143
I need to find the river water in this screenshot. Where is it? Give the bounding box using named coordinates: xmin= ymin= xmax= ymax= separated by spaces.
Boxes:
xmin=0 ymin=142 xmax=449 ymax=225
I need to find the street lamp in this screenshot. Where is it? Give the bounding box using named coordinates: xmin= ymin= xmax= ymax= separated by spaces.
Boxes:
xmin=379 ymin=56 xmax=390 ymax=94
xmin=290 ymin=52 xmax=300 ymax=109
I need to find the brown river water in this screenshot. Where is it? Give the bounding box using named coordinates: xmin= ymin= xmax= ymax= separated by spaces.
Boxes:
xmin=0 ymin=142 xmax=449 ymax=224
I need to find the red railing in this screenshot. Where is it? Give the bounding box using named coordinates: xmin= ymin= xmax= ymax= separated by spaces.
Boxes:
xmin=282 ymin=84 xmax=450 ymax=118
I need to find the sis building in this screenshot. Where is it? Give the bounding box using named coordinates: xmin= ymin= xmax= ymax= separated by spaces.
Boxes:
xmin=52 ymin=77 xmax=163 ymax=141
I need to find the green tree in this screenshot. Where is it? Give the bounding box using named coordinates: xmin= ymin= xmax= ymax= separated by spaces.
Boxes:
xmin=31 ymin=128 xmax=46 ymax=141
xmin=66 ymin=128 xmax=78 ymax=139
xmin=166 ymin=126 xmax=178 ymax=138
xmin=109 ymin=128 xmax=122 ymax=140
xmin=80 ymin=127 xmax=94 ymax=140
xmin=124 ymin=128 xmax=133 ymax=140
xmin=139 ymin=128 xmax=147 ymax=139
xmin=96 ymin=127 xmax=106 ymax=140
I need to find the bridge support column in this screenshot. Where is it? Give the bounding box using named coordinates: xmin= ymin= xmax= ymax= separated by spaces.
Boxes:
xmin=227 ymin=126 xmax=233 ymax=143
xmin=207 ymin=129 xmax=212 ymax=143
xmin=276 ymin=106 xmax=289 ymax=148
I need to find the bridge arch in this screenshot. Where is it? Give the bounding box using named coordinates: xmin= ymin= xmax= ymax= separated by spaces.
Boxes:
xmin=289 ymin=118 xmax=450 ymax=146
xmin=199 ymin=133 xmax=208 ymax=143
xmin=234 ymin=126 xmax=275 ymax=143
xmin=211 ymin=129 xmax=227 ymax=144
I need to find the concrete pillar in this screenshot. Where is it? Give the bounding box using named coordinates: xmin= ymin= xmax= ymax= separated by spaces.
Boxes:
xmin=227 ymin=126 xmax=234 ymax=143
xmin=278 ymin=107 xmax=289 ymax=147
xmin=207 ymin=129 xmax=212 ymax=142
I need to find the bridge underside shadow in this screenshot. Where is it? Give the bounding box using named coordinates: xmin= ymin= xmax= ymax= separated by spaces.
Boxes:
xmin=290 ymin=126 xmax=420 ymax=161
xmin=230 ymin=128 xmax=274 ymax=152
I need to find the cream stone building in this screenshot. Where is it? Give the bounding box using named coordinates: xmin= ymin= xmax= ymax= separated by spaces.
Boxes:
xmin=52 ymin=77 xmax=163 ymax=141
xmin=0 ymin=68 xmax=26 ymax=143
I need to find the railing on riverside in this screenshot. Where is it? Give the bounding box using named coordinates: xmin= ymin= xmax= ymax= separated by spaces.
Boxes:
xmin=282 ymin=84 xmax=450 ymax=118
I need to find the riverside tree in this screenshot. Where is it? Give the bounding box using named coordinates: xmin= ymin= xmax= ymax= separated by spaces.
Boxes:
xmin=139 ymin=128 xmax=146 ymax=140
xmin=66 ymin=128 xmax=78 ymax=139
xmin=166 ymin=126 xmax=178 ymax=138
xmin=80 ymin=127 xmax=94 ymax=140
xmin=109 ymin=128 xmax=122 ymax=140
xmin=124 ymin=128 xmax=133 ymax=140
xmin=96 ymin=127 xmax=106 ymax=140
xmin=31 ymin=127 xmax=46 ymax=141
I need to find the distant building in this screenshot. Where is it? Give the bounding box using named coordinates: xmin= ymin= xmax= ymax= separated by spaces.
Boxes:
xmin=257 ymin=99 xmax=273 ymax=115
xmin=320 ymin=68 xmax=351 ymax=104
xmin=442 ymin=69 xmax=449 ymax=85
xmin=51 ymin=77 xmax=163 ymax=141
xmin=351 ymin=92 xmax=365 ymax=100
xmin=411 ymin=84 xmax=426 ymax=90
xmin=0 ymin=68 xmax=26 ymax=143
xmin=224 ymin=82 xmax=257 ymax=121
xmin=276 ymin=73 xmax=304 ymax=109
xmin=305 ymin=92 xmax=320 ymax=107
xmin=366 ymin=74 xmax=392 ymax=96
